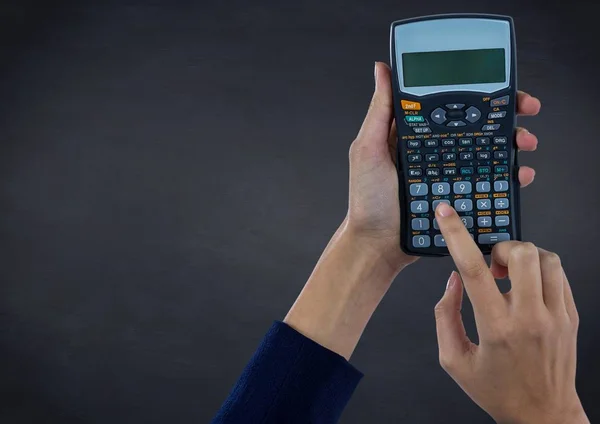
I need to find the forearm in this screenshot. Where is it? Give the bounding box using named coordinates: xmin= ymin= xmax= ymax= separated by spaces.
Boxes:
xmin=284 ymin=221 xmax=409 ymax=360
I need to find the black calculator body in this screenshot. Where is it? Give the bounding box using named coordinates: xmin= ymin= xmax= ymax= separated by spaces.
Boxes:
xmin=390 ymin=14 xmax=520 ymax=256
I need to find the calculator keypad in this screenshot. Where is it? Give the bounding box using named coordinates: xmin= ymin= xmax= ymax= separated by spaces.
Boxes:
xmin=401 ymin=94 xmax=513 ymax=250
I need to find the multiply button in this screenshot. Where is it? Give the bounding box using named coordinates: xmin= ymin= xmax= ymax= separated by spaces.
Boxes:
xmin=430 ymin=108 xmax=447 ymax=124
xmin=490 ymin=96 xmax=510 ymax=107
xmin=477 ymin=199 xmax=491 ymax=210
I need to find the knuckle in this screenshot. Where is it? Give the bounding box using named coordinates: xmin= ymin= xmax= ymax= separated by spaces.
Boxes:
xmin=438 ymin=353 xmax=456 ymax=373
xmin=510 ymin=242 xmax=538 ymax=263
xmin=542 ymin=251 xmax=562 ymax=269
xmin=459 ymin=258 xmax=487 ymax=279
xmin=434 ymin=301 xmax=446 ymax=320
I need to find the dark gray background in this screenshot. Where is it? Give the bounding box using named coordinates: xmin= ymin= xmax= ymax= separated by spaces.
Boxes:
xmin=1 ymin=1 xmax=598 ymax=422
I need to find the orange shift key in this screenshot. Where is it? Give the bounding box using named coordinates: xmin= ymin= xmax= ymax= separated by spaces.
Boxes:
xmin=401 ymin=100 xmax=421 ymax=110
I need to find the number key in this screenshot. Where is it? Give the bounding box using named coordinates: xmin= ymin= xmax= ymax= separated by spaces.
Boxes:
xmin=411 ymin=201 xmax=429 ymax=213
xmin=411 ymin=218 xmax=430 ymax=230
xmin=454 ymin=199 xmax=473 ymax=211
xmin=410 ymin=183 xmax=428 ymax=196
xmin=432 ymin=182 xmax=450 ymax=195
xmin=412 ymin=235 xmax=431 ymax=248
xmin=453 ymin=181 xmax=472 ymax=194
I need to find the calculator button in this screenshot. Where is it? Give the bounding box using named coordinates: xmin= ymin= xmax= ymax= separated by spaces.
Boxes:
xmin=494 ymin=165 xmax=508 ymax=173
xmin=434 ymin=235 xmax=446 ymax=247
xmin=494 ymin=151 xmax=508 ymax=159
xmin=459 ymin=138 xmax=473 ymax=146
xmin=426 ymin=168 xmax=440 ymax=177
xmin=453 ymin=181 xmax=472 ymax=194
xmin=408 ymin=168 xmax=423 ymax=177
xmin=460 ymin=167 xmax=474 ymax=175
xmin=443 ymin=167 xmax=457 ymax=176
xmin=454 ymin=199 xmax=473 ymax=212
xmin=412 ymin=218 xmax=430 ymax=230
xmin=476 ymin=137 xmax=491 ymax=146
xmin=488 ymin=111 xmax=507 ymax=119
xmin=460 ymin=152 xmax=474 ymax=160
xmin=465 ymin=106 xmax=481 ymax=123
xmin=408 ymin=140 xmax=422 ymax=148
xmin=482 ymin=124 xmax=501 ymax=131
xmin=443 ymin=153 xmax=456 ymax=162
xmin=477 ymin=166 xmax=491 ymax=174
xmin=405 ymin=115 xmax=425 ymax=123
xmin=493 ymin=136 xmax=508 ymax=145
xmin=477 ymin=199 xmax=492 ymax=210
xmin=476 ymin=181 xmax=491 ymax=193
xmin=401 ymin=100 xmax=421 ymax=110
xmin=410 ymin=183 xmax=428 ymax=196
xmin=494 ymin=180 xmax=509 ymax=192
xmin=431 ymin=108 xmax=447 ymax=124
xmin=478 ymin=233 xmax=510 ymax=244
xmin=477 ymin=151 xmax=491 ymax=160
xmin=460 ymin=216 xmax=474 ymax=228
xmin=411 ymin=201 xmax=429 ymax=213
xmin=448 ymin=120 xmax=466 ymax=127
xmin=490 ymin=96 xmax=510 ymax=107
xmin=432 ymin=182 xmax=451 ymax=195
xmin=432 ymin=199 xmax=451 ymax=211
xmin=424 ymin=139 xmax=439 ymax=147
xmin=413 ymin=235 xmax=431 ymax=248
xmin=495 ymin=216 xmax=510 ymax=226
xmin=408 ymin=154 xmax=422 ymax=163
xmin=441 ymin=138 xmax=456 ymax=147
xmin=433 ymin=218 xmax=439 ymax=230
xmin=446 ymin=103 xmax=465 ymax=110
xmin=413 ymin=127 xmax=432 ymax=134
xmin=477 ymin=216 xmax=492 ymax=227
xmin=494 ymin=198 xmax=510 ymax=209
xmin=426 ymin=154 xmax=439 ymax=162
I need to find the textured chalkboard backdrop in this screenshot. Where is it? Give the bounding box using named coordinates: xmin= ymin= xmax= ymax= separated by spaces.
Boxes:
xmin=1 ymin=1 xmax=598 ymax=423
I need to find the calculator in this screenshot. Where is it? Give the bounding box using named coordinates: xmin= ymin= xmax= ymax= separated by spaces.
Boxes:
xmin=390 ymin=14 xmax=520 ymax=256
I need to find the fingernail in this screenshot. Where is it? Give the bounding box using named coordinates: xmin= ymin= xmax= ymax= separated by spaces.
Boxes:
xmin=374 ymin=62 xmax=378 ymax=87
xmin=446 ymin=271 xmax=457 ymax=291
xmin=436 ymin=202 xmax=453 ymax=217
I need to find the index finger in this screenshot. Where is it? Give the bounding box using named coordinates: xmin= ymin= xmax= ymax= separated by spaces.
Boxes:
xmin=435 ymin=203 xmax=504 ymax=315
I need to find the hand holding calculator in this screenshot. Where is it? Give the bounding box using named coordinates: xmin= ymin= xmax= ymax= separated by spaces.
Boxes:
xmin=390 ymin=14 xmax=527 ymax=256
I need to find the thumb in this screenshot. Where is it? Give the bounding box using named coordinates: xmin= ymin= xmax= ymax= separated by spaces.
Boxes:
xmin=434 ymin=271 xmax=473 ymax=372
xmin=355 ymin=62 xmax=393 ymax=147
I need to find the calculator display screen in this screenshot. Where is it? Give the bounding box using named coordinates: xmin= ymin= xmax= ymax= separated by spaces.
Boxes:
xmin=402 ymin=48 xmax=506 ymax=87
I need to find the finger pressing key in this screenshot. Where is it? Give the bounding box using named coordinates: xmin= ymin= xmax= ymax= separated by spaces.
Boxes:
xmin=435 ymin=203 xmax=504 ymax=316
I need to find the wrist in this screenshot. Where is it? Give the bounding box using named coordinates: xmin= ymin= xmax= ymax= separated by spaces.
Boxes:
xmin=284 ymin=221 xmax=408 ymax=359
xmin=498 ymin=399 xmax=589 ymax=424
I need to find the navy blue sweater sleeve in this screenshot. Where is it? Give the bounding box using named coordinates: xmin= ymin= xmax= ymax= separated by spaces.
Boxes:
xmin=211 ymin=321 xmax=363 ymax=424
